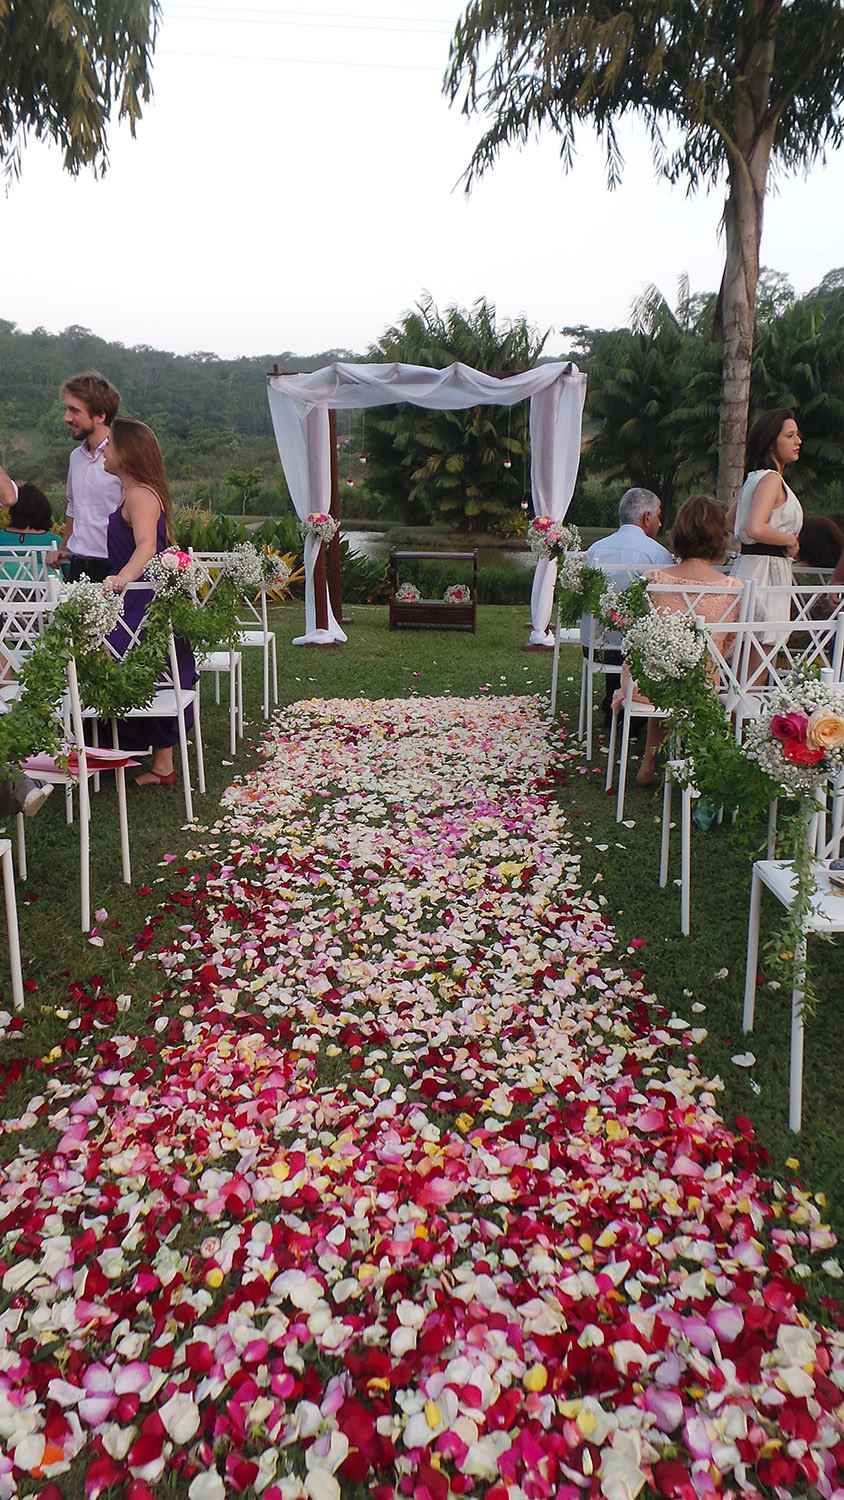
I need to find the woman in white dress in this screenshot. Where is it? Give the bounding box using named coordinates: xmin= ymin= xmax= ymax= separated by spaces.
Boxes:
xmin=727 ymin=407 xmax=803 ymax=641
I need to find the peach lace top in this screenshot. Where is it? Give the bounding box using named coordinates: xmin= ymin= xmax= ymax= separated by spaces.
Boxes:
xmin=615 ymin=568 xmax=743 ymax=709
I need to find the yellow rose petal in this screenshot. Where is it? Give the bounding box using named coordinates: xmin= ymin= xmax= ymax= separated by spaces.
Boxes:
xmin=524 ymin=1363 xmax=548 ymax=1392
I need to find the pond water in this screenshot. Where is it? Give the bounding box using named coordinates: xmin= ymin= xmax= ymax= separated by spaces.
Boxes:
xmin=342 ymin=529 xmax=534 ymax=573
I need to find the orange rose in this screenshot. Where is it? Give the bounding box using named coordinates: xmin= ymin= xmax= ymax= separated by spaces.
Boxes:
xmin=805 ymin=707 xmax=844 ymax=751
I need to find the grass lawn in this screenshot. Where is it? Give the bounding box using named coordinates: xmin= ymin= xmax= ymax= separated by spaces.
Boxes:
xmin=1 ymin=598 xmax=842 ymax=1315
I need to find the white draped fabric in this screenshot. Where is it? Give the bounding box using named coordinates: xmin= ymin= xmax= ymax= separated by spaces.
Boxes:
xmin=266 ymin=360 xmax=586 ymax=646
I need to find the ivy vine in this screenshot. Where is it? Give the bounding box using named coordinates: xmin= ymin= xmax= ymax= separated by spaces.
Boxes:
xmin=0 ymin=579 xmax=245 ymax=779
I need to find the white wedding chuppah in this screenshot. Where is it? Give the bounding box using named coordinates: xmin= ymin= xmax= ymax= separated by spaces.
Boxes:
xmin=266 ymin=360 xmax=586 ymax=646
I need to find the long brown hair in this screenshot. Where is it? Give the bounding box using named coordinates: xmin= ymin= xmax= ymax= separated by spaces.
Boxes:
xmin=109 ymin=418 xmax=175 ymax=544
xmin=746 ymin=408 xmax=796 ymax=473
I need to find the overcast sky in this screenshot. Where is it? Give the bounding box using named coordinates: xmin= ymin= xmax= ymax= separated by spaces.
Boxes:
xmin=3 ymin=0 xmax=843 ymax=361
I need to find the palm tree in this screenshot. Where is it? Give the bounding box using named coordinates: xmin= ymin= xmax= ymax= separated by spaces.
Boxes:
xmin=364 ymin=296 xmax=547 ymax=531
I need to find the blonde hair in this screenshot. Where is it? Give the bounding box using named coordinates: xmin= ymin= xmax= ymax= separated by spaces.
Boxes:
xmin=109 ymin=419 xmax=175 ymax=545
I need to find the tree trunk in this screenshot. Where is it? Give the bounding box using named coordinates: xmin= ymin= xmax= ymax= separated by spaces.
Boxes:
xmin=714 ymin=6 xmax=783 ymax=509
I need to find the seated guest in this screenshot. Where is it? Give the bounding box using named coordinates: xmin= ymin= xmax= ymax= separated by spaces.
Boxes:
xmin=581 ymin=486 xmax=673 ymax=730
xmin=613 ymin=494 xmax=743 ymax=786
xmin=0 ymin=483 xmax=64 ymax=555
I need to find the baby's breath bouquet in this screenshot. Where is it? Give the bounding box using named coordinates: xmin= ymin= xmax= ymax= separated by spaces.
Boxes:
xmin=623 ymin=607 xmax=706 ymax=685
xmin=220 ymin=542 xmax=264 ymax=594
xmin=396 ymin=582 xmax=421 ymax=603
xmin=443 ymin=583 xmax=471 ymax=604
xmin=298 ymin=512 xmax=339 ymax=543
xmin=145 ymin=548 xmax=209 ymax=596
xmin=55 ymin=580 xmax=123 ymax=649
xmin=526 ymin=516 xmax=581 ymax=560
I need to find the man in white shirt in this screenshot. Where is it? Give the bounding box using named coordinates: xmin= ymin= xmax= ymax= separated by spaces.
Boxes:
xmin=47 ymin=372 xmax=124 ymax=582
xmin=581 ymin=487 xmax=673 ymax=729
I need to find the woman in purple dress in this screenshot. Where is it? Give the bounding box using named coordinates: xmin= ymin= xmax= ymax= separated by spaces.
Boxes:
xmin=102 ymin=419 xmax=196 ymax=787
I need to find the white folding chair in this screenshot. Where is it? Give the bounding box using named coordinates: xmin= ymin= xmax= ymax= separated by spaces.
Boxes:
xmin=18 ymin=659 xmax=139 ymax=933
xmin=190 ymin=550 xmax=278 ymax=718
xmin=0 ymin=546 xmax=56 ymax=585
xmin=195 ymin=645 xmax=243 ymax=756
xmin=606 ymin=579 xmax=747 ymax=823
xmin=547 ymin=599 xmax=581 ymax=720
xmin=105 ymin=584 xmax=205 ymax=823
xmin=576 ymin=562 xmax=641 ymax=760
xmin=743 ymin=771 xmax=844 ymax=1132
xmin=0 ymin=837 xmax=24 ymax=1010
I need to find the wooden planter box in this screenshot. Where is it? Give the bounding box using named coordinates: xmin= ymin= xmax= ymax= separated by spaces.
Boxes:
xmin=389 ymin=549 xmax=478 ymax=633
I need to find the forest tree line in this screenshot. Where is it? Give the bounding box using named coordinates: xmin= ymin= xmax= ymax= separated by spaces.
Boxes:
xmin=2 ymin=268 xmax=843 ymax=533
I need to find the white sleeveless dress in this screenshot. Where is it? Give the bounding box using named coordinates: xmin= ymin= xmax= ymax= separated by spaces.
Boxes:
xmin=731 ymin=468 xmax=802 ymax=644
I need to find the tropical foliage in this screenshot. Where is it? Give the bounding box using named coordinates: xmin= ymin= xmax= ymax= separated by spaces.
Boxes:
xmin=575 ymin=271 xmax=844 ymax=523
xmin=445 ymin=0 xmax=844 ymax=508
xmin=0 ymin=0 xmax=160 ymax=179
xmin=364 ymin=296 xmax=546 ymax=531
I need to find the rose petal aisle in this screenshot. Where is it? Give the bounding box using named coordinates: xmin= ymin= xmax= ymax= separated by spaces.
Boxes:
xmin=1 ymin=696 xmax=843 ymax=1500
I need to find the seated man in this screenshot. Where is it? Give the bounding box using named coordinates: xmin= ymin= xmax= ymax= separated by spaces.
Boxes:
xmin=580 ymin=486 xmax=673 ymax=730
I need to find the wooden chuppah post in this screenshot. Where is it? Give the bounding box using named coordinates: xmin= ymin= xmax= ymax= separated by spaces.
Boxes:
xmin=327 ymin=410 xmax=347 ymax=625
xmin=305 ymin=407 xmax=331 ymax=634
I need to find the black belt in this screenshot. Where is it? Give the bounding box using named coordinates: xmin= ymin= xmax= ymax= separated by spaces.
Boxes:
xmin=740 ymin=542 xmax=789 ymax=557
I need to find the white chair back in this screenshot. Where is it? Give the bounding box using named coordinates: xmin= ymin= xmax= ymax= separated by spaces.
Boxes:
xmin=0 ymin=546 xmax=56 ymax=584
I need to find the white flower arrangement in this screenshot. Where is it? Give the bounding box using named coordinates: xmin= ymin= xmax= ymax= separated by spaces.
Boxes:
xmin=260 ymin=550 xmax=292 ymax=588
xmin=526 ymin=516 xmax=581 ymax=560
xmin=297 ymin=512 xmax=339 ymax=543
xmin=396 ymin=581 xmax=421 ymax=603
xmin=220 ymin=542 xmax=264 ymax=594
xmin=743 ymin=672 xmax=844 ymax=793
xmin=556 ymin=548 xmax=588 ymax=592
xmin=598 ymin=586 xmax=631 ymax=631
xmin=145 ymin=548 xmax=210 ymax=596
xmin=623 ymin=607 xmax=705 ymax=682
xmin=55 ymin=579 xmax=124 ymax=648
xmin=443 ymin=583 xmax=472 ymax=604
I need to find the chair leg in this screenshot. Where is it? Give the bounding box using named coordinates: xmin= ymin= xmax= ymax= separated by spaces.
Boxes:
xmin=15 ymin=811 xmax=26 ymax=881
xmin=605 ymin=711 xmax=618 ymax=793
xmin=789 ymin=937 xmax=807 ymax=1132
xmin=615 ymin=712 xmax=633 ymax=822
xmin=270 ymin=634 xmax=278 ymax=707
xmin=237 ymin=658 xmax=244 ymax=739
xmin=229 ymin=650 xmax=237 ymax=757
xmin=743 ymin=867 xmax=763 ymax=1031
xmin=262 ymin=639 xmax=270 ymax=719
xmin=1 ymin=842 xmax=24 ymax=1012
xmin=659 ymin=770 xmax=672 ymax=889
xmin=116 ymin=768 xmax=131 ymax=884
xmin=193 ymin=699 xmax=206 ymax=796
xmin=78 ymin=780 xmax=90 ymax=934
xmin=176 ymin=709 xmax=195 ymax=823
xmin=680 ymin=785 xmax=692 ymax=937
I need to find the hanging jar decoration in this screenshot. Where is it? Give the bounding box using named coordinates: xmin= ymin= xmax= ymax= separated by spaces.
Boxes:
xmin=503 ymin=457 xmax=512 ymax=469
xmin=520 ymin=497 xmax=530 ymax=511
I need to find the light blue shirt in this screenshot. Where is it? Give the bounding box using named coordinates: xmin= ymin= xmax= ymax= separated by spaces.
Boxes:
xmin=581 ymin=524 xmax=673 ymax=648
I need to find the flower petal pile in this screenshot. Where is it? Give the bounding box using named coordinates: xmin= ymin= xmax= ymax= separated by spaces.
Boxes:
xmin=0 ymin=695 xmax=843 ymax=1500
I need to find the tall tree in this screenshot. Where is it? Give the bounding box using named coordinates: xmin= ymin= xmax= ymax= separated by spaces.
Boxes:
xmin=445 ymin=0 xmax=844 ymax=508
xmin=0 ymin=0 xmax=160 ymax=179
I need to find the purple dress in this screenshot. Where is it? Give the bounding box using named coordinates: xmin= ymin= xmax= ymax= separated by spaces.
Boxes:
xmin=106 ymin=507 xmax=197 ymax=751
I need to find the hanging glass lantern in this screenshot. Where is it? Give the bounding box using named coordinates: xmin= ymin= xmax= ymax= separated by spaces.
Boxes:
xmin=346 ymin=477 xmax=354 ymax=486
xmin=359 ymin=453 xmax=367 ymax=465
xmin=503 ymin=457 xmax=512 ymax=469
xmin=520 ymin=497 xmax=530 ymax=511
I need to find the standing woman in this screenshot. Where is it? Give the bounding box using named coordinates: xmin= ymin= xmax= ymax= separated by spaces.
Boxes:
xmin=102 ymin=419 xmax=196 ymax=788
xmin=727 ymin=408 xmax=803 ymax=634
